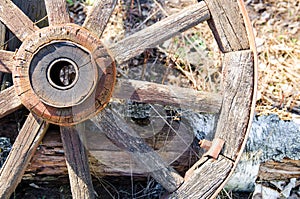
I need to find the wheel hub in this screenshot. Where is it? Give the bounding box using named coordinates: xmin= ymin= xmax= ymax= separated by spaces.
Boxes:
xmin=13 ymin=24 xmax=116 ymax=125
xmin=46 ymin=57 xmax=79 ymax=91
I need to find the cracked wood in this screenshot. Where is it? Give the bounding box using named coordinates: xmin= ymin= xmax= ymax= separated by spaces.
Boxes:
xmin=215 ymin=50 xmax=254 ymax=160
xmin=83 ymin=0 xmax=117 ymax=38
xmin=45 ymin=0 xmax=70 ymax=25
xmin=204 ymin=0 xmax=250 ymax=52
xmin=170 ymin=156 xmax=233 ymax=198
xmin=61 ymin=126 xmax=95 ymax=199
xmin=113 ymin=79 xmax=222 ymax=113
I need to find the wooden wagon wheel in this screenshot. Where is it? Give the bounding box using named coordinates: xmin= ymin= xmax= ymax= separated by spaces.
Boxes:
xmin=0 ymin=0 xmax=257 ymax=198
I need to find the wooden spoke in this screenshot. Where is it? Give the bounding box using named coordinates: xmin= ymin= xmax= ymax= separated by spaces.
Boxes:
xmin=91 ymin=108 xmax=184 ymax=192
xmin=0 ymin=50 xmax=14 ymax=73
xmin=44 ymin=0 xmax=70 ymax=26
xmin=108 ymin=1 xmax=210 ymax=64
xmin=0 ymin=86 xmax=22 ymax=119
xmin=0 ymin=113 xmax=48 ymax=199
xmin=60 ymin=125 xmax=95 ymax=199
xmin=0 ymin=0 xmax=256 ymax=197
xmin=83 ymin=0 xmax=117 ymax=38
xmin=0 ymin=0 xmax=39 ymax=42
xmin=113 ymin=79 xmax=222 ymax=113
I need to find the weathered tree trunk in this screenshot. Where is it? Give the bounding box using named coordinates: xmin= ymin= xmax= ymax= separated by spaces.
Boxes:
xmin=259 ymin=159 xmax=300 ymax=181
xmin=22 ymin=114 xmax=300 ymax=193
xmin=24 ymin=124 xmax=198 ymax=179
xmin=23 ymin=130 xmax=300 ymax=190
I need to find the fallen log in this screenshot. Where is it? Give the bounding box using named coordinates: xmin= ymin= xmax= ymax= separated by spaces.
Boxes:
xmin=258 ymin=159 xmax=300 ymax=181
xmin=23 ymin=119 xmax=198 ymax=180
xmin=1 ymin=107 xmax=299 ymax=192
xmin=17 ymin=113 xmax=299 ymax=193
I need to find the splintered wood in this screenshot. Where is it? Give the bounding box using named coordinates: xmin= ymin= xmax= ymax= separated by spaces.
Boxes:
xmin=83 ymin=0 xmax=117 ymax=38
xmin=171 ymin=156 xmax=233 ymax=198
xmin=0 ymin=0 xmax=257 ymax=198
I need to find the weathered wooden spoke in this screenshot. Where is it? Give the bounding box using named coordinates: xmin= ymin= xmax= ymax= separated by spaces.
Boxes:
xmin=0 ymin=50 xmax=14 ymax=73
xmin=0 ymin=0 xmax=39 ymax=41
xmin=91 ymin=108 xmax=184 ymax=192
xmin=108 ymin=1 xmax=210 ymax=64
xmin=113 ymin=79 xmax=222 ymax=113
xmin=83 ymin=0 xmax=117 ymax=38
xmin=0 ymin=86 xmax=22 ymax=119
xmin=60 ymin=126 xmax=95 ymax=199
xmin=44 ymin=0 xmax=70 ymax=25
xmin=0 ymin=113 xmax=48 ymax=199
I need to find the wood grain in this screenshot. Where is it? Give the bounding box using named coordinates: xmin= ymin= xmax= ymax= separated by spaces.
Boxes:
xmin=113 ymin=79 xmax=222 ymax=113
xmin=6 ymin=0 xmax=47 ymax=51
xmin=108 ymin=1 xmax=210 ymax=64
xmin=0 ymin=113 xmax=48 ymax=199
xmin=83 ymin=0 xmax=117 ymax=38
xmin=13 ymin=24 xmax=115 ymax=125
xmin=215 ymin=50 xmax=254 ymax=160
xmin=0 ymin=0 xmax=39 ymax=42
xmin=0 ymin=86 xmax=22 ymax=119
xmin=61 ymin=126 xmax=95 ymax=199
xmin=259 ymin=159 xmax=300 ymax=181
xmin=91 ymin=108 xmax=184 ymax=192
xmin=29 ymin=42 xmax=96 ymax=108
xmin=25 ymin=123 xmax=197 ymax=178
xmin=24 ymin=129 xmax=68 ymax=177
xmin=0 ymin=21 xmax=5 ymax=50
xmin=204 ymin=0 xmax=250 ymax=52
xmin=45 ymin=0 xmax=70 ymax=25
xmin=170 ymin=156 xmax=233 ymax=198
xmin=0 ymin=50 xmax=14 ymax=73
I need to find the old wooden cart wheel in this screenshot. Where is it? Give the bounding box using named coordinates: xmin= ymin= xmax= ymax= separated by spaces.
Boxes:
xmin=0 ymin=0 xmax=257 ymax=198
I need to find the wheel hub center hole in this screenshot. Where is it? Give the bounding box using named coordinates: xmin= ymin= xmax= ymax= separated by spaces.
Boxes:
xmin=47 ymin=58 xmax=79 ymax=90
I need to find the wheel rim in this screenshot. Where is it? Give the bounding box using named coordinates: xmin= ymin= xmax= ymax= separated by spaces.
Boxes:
xmin=0 ymin=0 xmax=257 ymax=198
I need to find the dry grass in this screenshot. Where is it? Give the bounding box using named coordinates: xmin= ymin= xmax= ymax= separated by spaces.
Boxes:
xmin=249 ymin=0 xmax=300 ymax=120
xmin=104 ymin=0 xmax=300 ymax=121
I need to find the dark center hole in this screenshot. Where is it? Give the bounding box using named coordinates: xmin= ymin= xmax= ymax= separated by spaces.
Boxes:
xmin=48 ymin=60 xmax=77 ymax=88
